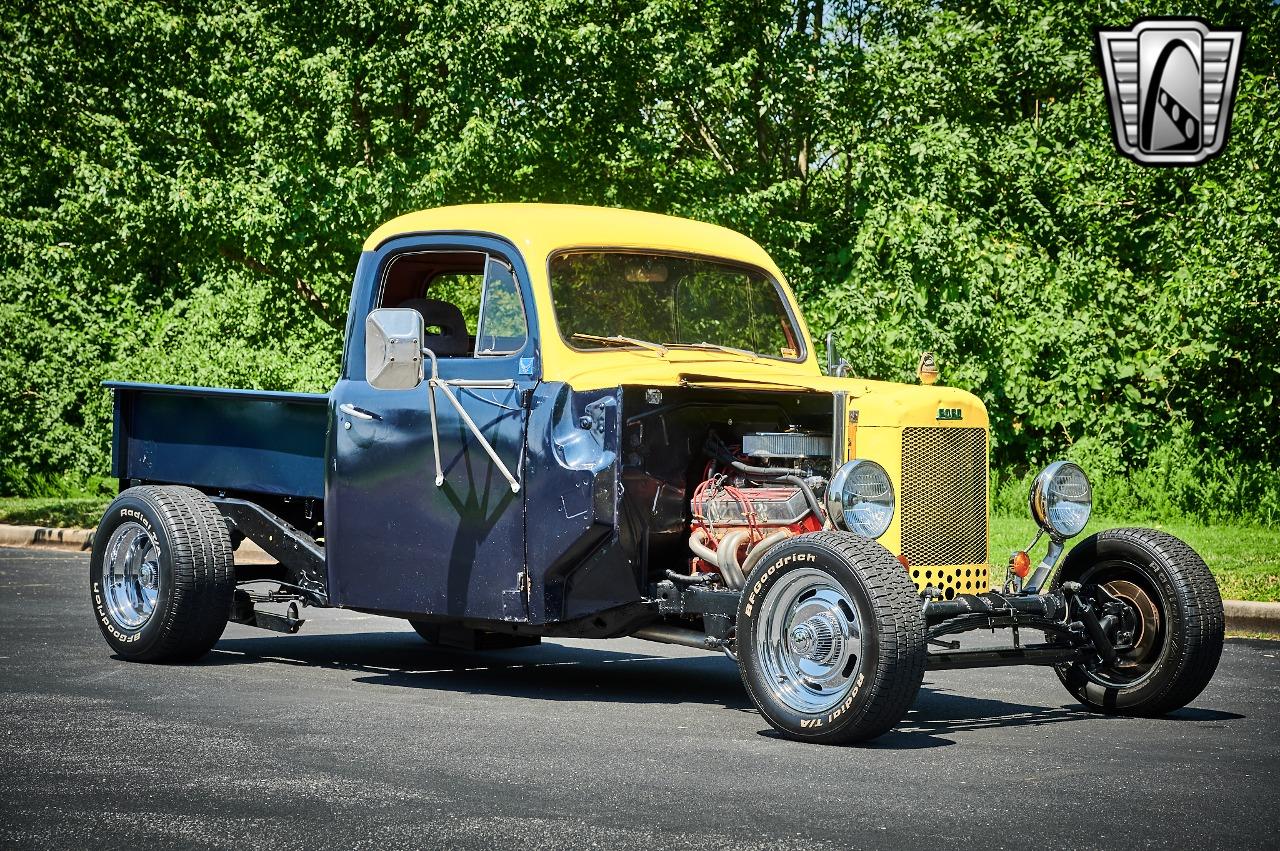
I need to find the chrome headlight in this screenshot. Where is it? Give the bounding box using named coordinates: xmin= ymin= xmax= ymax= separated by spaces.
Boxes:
xmin=826 ymin=459 xmax=895 ymax=539
xmin=1029 ymin=461 xmax=1092 ymax=539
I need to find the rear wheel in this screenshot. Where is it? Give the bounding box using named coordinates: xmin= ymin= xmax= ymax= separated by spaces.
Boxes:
xmin=1052 ymin=528 xmax=1224 ymax=715
xmin=90 ymin=486 xmax=233 ymax=662
xmin=736 ymin=532 xmax=925 ymax=744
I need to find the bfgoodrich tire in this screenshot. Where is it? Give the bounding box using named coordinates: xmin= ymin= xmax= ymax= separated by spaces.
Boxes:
xmin=90 ymin=485 xmax=234 ymax=662
xmin=737 ymin=532 xmax=926 ymax=744
xmin=1052 ymin=528 xmax=1224 ymax=715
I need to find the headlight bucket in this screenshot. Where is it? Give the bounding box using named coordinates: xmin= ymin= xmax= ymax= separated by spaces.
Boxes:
xmin=1029 ymin=461 xmax=1092 ymax=539
xmin=825 ymin=459 xmax=895 ymax=539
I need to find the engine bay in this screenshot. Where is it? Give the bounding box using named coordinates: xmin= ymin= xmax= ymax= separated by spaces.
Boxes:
xmin=688 ymin=430 xmax=831 ymax=589
xmin=617 ymin=387 xmax=838 ymax=593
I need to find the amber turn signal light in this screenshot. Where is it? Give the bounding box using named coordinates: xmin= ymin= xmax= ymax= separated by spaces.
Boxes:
xmin=1010 ymin=551 xmax=1031 ymax=578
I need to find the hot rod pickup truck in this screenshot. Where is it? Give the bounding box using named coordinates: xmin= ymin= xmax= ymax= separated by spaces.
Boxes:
xmin=92 ymin=204 xmax=1224 ymax=744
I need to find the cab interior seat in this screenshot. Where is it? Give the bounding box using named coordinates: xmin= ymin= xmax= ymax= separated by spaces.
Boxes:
xmin=378 ymin=249 xmax=484 ymax=356
xmin=397 ymin=297 xmax=471 ymax=357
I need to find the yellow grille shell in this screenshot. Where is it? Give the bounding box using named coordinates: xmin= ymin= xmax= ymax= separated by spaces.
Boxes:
xmin=848 ymin=421 xmax=992 ymax=598
xmin=906 ymin=564 xmax=992 ymax=598
xmin=900 ymin=427 xmax=989 ymax=568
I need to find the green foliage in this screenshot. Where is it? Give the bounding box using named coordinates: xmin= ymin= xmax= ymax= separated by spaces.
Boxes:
xmin=0 ymin=496 xmax=109 ymax=529
xmin=802 ymin=1 xmax=1279 ymax=478
xmin=993 ymin=441 xmax=1280 ymax=527
xmin=990 ymin=515 xmax=1280 ymax=603
xmin=429 ymin=275 xmax=484 ymax=332
xmin=1 ymin=0 xmax=1277 ymax=526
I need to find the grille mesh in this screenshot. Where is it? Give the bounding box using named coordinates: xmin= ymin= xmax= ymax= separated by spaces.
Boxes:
xmin=900 ymin=428 xmax=988 ymax=573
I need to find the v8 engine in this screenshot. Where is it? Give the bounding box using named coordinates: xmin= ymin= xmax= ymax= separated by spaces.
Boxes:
xmin=688 ymin=430 xmax=831 ymax=589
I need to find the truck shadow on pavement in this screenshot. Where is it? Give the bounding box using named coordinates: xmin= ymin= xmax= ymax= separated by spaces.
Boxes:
xmin=880 ymin=692 xmax=1240 ymax=748
xmin=209 ymin=630 xmax=757 ymax=709
xmin=206 ymin=630 xmax=1243 ymax=748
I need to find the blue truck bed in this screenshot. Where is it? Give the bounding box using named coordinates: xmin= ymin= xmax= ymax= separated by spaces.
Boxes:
xmin=106 ymin=382 xmax=329 ymax=500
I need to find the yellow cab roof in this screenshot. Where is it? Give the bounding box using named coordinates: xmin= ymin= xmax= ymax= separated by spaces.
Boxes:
xmin=363 ymin=203 xmax=985 ymax=428
xmin=364 ymin=203 xmax=780 ymax=272
xmin=367 ymin=204 xmax=808 ymax=379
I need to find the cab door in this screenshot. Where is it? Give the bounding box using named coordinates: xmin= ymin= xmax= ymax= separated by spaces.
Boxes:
xmin=326 ymin=236 xmax=538 ymax=620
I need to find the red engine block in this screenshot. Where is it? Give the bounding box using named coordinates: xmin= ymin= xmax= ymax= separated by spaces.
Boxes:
xmin=691 ymin=484 xmax=822 ymax=573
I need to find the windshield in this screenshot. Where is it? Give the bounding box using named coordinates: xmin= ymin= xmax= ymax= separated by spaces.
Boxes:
xmin=549 ymin=251 xmax=804 ymax=360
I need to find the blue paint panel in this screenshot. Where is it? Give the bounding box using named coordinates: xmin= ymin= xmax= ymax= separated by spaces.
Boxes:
xmin=325 ymin=234 xmax=542 ymax=620
xmin=522 ymin=382 xmax=633 ymax=624
xmin=326 ymin=373 xmax=531 ymax=616
xmin=109 ymin=383 xmax=328 ymax=499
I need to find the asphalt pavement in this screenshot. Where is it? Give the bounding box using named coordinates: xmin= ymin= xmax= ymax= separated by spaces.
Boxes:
xmin=1 ymin=547 xmax=1277 ymax=850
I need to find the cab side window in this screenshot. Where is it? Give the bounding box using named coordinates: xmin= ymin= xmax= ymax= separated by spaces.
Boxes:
xmin=476 ymin=257 xmax=527 ymax=355
xmin=378 ymin=250 xmax=527 ymax=357
xmin=427 ymin=273 xmax=482 ymax=332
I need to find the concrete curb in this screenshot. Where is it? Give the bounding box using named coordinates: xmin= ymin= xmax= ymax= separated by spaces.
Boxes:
xmin=0 ymin=524 xmax=1276 ymax=634
xmin=1223 ymin=600 xmax=1280 ymax=637
xmin=0 ymin=524 xmax=94 ymax=551
xmin=0 ymin=524 xmax=273 ymax=564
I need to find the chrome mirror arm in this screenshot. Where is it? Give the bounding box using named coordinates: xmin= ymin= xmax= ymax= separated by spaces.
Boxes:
xmin=421 ymin=346 xmax=521 ymax=494
xmin=422 ymin=347 xmax=444 ymax=487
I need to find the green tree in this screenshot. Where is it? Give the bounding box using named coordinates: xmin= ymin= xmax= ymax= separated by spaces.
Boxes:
xmin=1 ymin=0 xmax=1276 ymax=524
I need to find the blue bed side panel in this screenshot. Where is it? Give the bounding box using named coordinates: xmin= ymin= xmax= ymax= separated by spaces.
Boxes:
xmin=107 ymin=382 xmax=329 ymax=500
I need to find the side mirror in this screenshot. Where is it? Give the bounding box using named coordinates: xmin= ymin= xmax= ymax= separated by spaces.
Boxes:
xmin=825 ymin=331 xmax=850 ymax=378
xmin=365 ymin=308 xmax=424 ymax=390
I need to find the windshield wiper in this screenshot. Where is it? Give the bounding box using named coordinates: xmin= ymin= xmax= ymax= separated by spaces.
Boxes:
xmin=571 ymin=333 xmax=668 ymax=356
xmin=667 ymin=342 xmax=759 ymax=361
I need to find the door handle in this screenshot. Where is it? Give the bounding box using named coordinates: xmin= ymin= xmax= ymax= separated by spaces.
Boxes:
xmin=339 ymin=403 xmax=378 ymax=421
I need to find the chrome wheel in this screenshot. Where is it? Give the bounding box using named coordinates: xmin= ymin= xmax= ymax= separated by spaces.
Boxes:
xmin=755 ymin=567 xmax=864 ymax=714
xmin=101 ymin=521 xmax=161 ymax=629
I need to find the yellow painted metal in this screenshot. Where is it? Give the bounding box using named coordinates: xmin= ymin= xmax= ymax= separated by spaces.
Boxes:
xmin=851 ymin=424 xmax=993 ymax=593
xmin=910 ymin=564 xmax=993 ymax=596
xmin=367 ymin=204 xmax=984 ymax=408
xmin=366 ymin=203 xmax=812 ymax=389
xmin=369 ymin=203 xmax=994 ymax=590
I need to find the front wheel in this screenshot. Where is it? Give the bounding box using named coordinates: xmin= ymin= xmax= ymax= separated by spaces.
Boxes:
xmin=1052 ymin=528 xmax=1224 ymax=715
xmin=736 ymin=532 xmax=926 ymax=745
